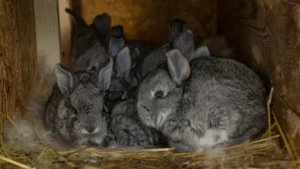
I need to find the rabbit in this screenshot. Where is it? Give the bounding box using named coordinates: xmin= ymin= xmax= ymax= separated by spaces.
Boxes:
xmin=65 ymin=8 xmax=111 ymax=65
xmin=108 ymin=25 xmax=152 ymax=71
xmin=91 ymin=12 xmax=111 ymax=41
xmin=104 ymin=33 xmax=150 ymax=110
xmin=138 ymin=18 xmax=186 ymax=80
xmin=110 ymin=99 xmax=169 ymax=148
xmin=43 ymin=58 xmax=114 ymax=148
xmin=136 ymin=30 xmax=268 ymax=153
xmin=105 ymin=44 xmax=138 ymax=111
xmin=70 ymin=44 xmax=109 ymax=81
xmin=104 ymin=25 xmax=124 ymax=44
xmin=173 ymin=29 xmax=211 ymax=61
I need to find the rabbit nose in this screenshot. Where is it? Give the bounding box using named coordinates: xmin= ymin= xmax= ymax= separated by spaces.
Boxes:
xmin=82 ymin=126 xmax=99 ymax=134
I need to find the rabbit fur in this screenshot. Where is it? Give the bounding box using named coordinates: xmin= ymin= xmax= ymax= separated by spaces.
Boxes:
xmin=104 ymin=32 xmax=152 ymax=111
xmin=43 ymin=58 xmax=114 ymax=148
xmin=109 ymin=99 xmax=169 ymax=148
xmin=136 ymin=30 xmax=268 ymax=153
xmin=138 ymin=18 xmax=186 ymax=80
xmin=66 ymin=8 xmax=111 ymax=80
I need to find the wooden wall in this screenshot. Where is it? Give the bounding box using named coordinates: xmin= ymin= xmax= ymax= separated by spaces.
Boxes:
xmin=0 ymin=0 xmax=37 ymax=133
xmin=218 ymin=0 xmax=300 ymax=151
xmin=70 ymin=0 xmax=217 ymax=47
xmin=34 ymin=0 xmax=61 ymax=70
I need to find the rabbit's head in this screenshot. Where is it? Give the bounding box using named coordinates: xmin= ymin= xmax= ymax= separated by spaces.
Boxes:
xmin=91 ymin=13 xmax=111 ymax=39
xmin=55 ymin=58 xmax=113 ymax=147
xmin=66 ymin=8 xmax=107 ymax=64
xmin=71 ymin=43 xmax=108 ymax=79
xmin=137 ymin=30 xmax=211 ymax=129
xmin=139 ymin=45 xmax=171 ymax=79
xmin=137 ymin=49 xmax=192 ymax=129
xmin=105 ymin=37 xmax=138 ymax=105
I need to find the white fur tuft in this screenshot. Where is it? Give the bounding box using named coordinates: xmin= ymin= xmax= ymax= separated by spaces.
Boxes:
xmin=197 ymin=129 xmax=228 ymax=152
xmin=3 ymin=62 xmax=61 ymax=152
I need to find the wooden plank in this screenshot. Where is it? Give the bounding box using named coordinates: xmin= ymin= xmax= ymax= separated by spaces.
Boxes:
xmin=0 ymin=0 xmax=37 ymax=131
xmin=33 ymin=0 xmax=61 ymax=73
xmin=217 ymin=0 xmax=300 ymax=145
xmin=58 ymin=0 xmax=72 ymax=67
xmin=273 ymin=92 xmax=300 ymax=153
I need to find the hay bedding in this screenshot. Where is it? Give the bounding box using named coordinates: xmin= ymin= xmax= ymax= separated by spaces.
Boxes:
xmin=0 ymin=68 xmax=299 ymax=169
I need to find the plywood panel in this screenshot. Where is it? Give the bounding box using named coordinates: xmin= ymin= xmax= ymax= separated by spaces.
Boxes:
xmin=218 ymin=0 xmax=300 ymax=148
xmin=0 ymin=0 xmax=37 ymax=132
xmin=77 ymin=0 xmax=217 ymax=47
xmin=58 ymin=0 xmax=72 ymax=67
xmin=34 ymin=0 xmax=61 ymax=70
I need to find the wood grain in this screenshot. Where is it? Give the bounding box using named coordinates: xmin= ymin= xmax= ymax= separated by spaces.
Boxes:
xmin=34 ymin=0 xmax=61 ymax=70
xmin=218 ymin=0 xmax=300 ymax=149
xmin=77 ymin=0 xmax=217 ymax=47
xmin=58 ymin=0 xmax=73 ymax=67
xmin=0 ymin=0 xmax=37 ymax=133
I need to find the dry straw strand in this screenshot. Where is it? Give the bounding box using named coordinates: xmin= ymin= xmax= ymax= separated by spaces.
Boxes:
xmin=267 ymin=87 xmax=274 ymax=137
xmin=272 ymin=109 xmax=294 ymax=159
xmin=0 ymin=155 xmax=35 ymax=169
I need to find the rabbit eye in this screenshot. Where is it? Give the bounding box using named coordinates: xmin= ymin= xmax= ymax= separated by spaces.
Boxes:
xmin=89 ymin=66 xmax=96 ymax=71
xmin=154 ymin=90 xmax=164 ymax=99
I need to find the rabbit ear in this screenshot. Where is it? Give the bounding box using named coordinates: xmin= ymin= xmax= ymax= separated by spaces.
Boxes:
xmin=55 ymin=63 xmax=74 ymax=97
xmin=110 ymin=25 xmax=124 ymax=38
xmin=168 ymin=18 xmax=185 ymax=44
xmin=166 ymin=49 xmax=190 ymax=85
xmin=65 ymin=8 xmax=88 ymax=28
xmin=130 ymin=47 xmax=140 ymax=68
xmin=97 ymin=58 xmax=113 ymax=91
xmin=173 ymin=30 xmax=195 ymax=60
xmin=108 ymin=37 xmax=125 ymax=57
xmin=92 ymin=13 xmax=111 ymax=37
xmin=116 ymin=47 xmax=131 ymax=78
xmin=190 ymin=46 xmax=211 ymax=61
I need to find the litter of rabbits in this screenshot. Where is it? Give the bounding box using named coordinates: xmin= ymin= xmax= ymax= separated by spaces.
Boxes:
xmin=1 ymin=72 xmax=299 ymax=169
xmin=1 ymin=3 xmax=300 ymax=169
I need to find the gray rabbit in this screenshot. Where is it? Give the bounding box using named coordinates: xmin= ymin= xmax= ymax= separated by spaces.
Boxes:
xmin=138 ymin=18 xmax=185 ymax=80
xmin=136 ymin=30 xmax=267 ymax=152
xmin=65 ymin=8 xmax=111 ymax=81
xmin=65 ymin=8 xmax=110 ymax=64
xmin=110 ymin=99 xmax=169 ymax=148
xmin=108 ymin=25 xmax=152 ymax=72
xmin=104 ymin=33 xmax=150 ymax=109
xmin=65 ymin=8 xmax=112 ymax=83
xmin=43 ymin=58 xmax=113 ymax=148
xmin=105 ymin=45 xmax=138 ymax=111
xmin=104 ymin=19 xmax=185 ymax=111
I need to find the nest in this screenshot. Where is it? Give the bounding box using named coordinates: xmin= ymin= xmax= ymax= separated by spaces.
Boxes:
xmin=0 ymin=73 xmax=299 ymax=169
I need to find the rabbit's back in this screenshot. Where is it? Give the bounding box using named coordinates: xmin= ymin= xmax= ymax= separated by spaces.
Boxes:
xmin=188 ymin=57 xmax=266 ymax=103
xmin=181 ymin=57 xmax=267 ymax=146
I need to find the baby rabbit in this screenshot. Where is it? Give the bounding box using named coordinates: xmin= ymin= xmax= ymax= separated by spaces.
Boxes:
xmin=137 ymin=30 xmax=267 ymax=153
xmin=109 ymin=25 xmax=152 ymax=72
xmin=65 ymin=8 xmax=110 ymax=69
xmin=138 ymin=18 xmax=185 ymax=80
xmin=44 ymin=58 xmax=113 ymax=148
xmin=110 ymin=99 xmax=169 ymax=148
xmin=105 ymin=33 xmax=150 ymax=110
xmin=105 ymin=45 xmax=138 ymax=111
